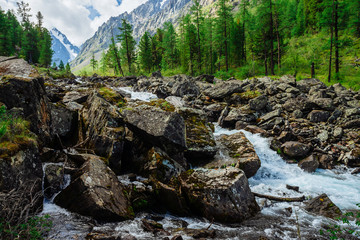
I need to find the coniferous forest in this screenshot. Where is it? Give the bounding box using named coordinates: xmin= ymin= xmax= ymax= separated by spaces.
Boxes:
xmin=95 ymin=0 xmax=360 ymax=90
xmin=0 ymin=1 xmax=52 ymax=67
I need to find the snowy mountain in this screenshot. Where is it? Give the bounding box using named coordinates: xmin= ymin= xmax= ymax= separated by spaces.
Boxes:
xmin=50 ymin=28 xmax=80 ymax=66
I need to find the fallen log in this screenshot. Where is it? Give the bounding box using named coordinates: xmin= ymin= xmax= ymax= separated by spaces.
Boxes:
xmin=253 ymin=192 xmax=305 ymax=202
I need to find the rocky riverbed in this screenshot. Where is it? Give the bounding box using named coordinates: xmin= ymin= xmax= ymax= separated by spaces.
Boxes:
xmin=0 ymin=57 xmax=359 ymax=239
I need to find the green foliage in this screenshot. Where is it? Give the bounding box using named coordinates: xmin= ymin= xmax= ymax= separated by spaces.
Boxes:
xmin=0 ymin=215 xmax=53 ymax=240
xmin=117 ymin=19 xmax=136 ymax=74
xmin=0 ymin=3 xmax=52 ymax=65
xmin=320 ymin=203 xmax=360 ymax=239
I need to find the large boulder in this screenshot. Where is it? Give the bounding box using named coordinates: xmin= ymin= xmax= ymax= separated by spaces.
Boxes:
xmin=203 ymin=82 xmax=243 ymax=100
xmin=208 ymin=132 xmax=261 ymax=178
xmin=80 ymin=91 xmax=126 ymax=172
xmin=50 ymin=103 xmax=78 ymax=145
xmin=281 ymin=141 xmax=311 ymax=160
xmin=249 ymin=95 xmax=268 ymax=111
xmin=171 ymin=79 xmax=200 ymax=97
xmin=0 ymin=74 xmax=52 ymax=145
xmin=54 ymin=157 xmax=134 ymax=221
xmin=179 ymin=168 xmax=260 ymax=223
xmin=122 ymin=104 xmax=186 ymax=155
xmin=305 ymin=193 xmax=342 ymax=219
xmin=308 ymin=110 xmax=331 ymax=123
xmin=219 ymin=106 xmax=256 ymax=129
xmin=298 ymin=155 xmax=319 ymax=173
xmin=177 ymin=108 xmax=217 ymax=162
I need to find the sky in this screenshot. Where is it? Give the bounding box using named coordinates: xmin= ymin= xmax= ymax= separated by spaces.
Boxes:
xmin=0 ymin=0 xmax=148 ymax=46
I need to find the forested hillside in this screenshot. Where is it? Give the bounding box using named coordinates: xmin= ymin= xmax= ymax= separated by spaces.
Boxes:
xmin=89 ymin=0 xmax=360 ymax=90
xmin=0 ymin=2 xmax=52 ymax=67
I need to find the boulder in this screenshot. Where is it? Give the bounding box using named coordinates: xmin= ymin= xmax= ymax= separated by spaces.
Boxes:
xmin=122 ymin=104 xmax=186 ymax=155
xmin=342 ymin=119 xmax=360 ymax=129
xmin=298 ymin=155 xmax=319 ymax=173
xmin=208 ymin=132 xmax=261 ymax=178
xmin=165 ymin=96 xmax=185 ymax=108
xmin=219 ymin=106 xmax=256 ymax=129
xmin=260 ymin=109 xmax=282 ymax=123
xmin=343 ymin=148 xmax=360 ymax=167
xmin=50 ymin=103 xmax=77 ymax=144
xmin=308 ymin=110 xmax=331 ymax=123
xmin=179 ymin=168 xmax=260 ymax=223
xmin=312 ymin=98 xmax=335 ymax=111
xmin=295 ymin=78 xmax=326 ymax=93
xmin=203 ymin=103 xmax=226 ymax=122
xmin=171 ymin=79 xmax=200 ymax=97
xmin=281 ymin=141 xmax=311 ymax=159
xmin=195 ymin=74 xmax=215 ymax=84
xmin=80 ymin=92 xmax=126 ymax=172
xmin=249 ymin=95 xmax=268 ymax=111
xmin=305 ymin=193 xmax=342 ymax=219
xmin=54 ymin=157 xmax=134 ymax=221
xmin=143 ymin=147 xmax=185 ymax=183
xmin=43 ymin=163 xmax=64 ymax=199
xmin=62 ymin=91 xmax=88 ymax=104
xmin=0 ymin=76 xmax=52 ymax=146
xmin=203 ymin=82 xmax=243 ymax=100
xmin=0 ymin=58 xmax=39 ymax=79
xmin=177 ymin=108 xmax=217 ymax=161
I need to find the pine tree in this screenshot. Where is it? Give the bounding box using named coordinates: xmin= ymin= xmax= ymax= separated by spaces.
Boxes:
xmin=151 ymin=28 xmax=164 ymax=71
xmin=38 ymin=29 xmax=53 ymax=67
xmin=58 ymin=60 xmax=65 ymax=71
xmin=162 ymin=22 xmax=178 ymax=69
xmin=215 ymin=0 xmax=232 ymax=72
xmin=139 ymin=32 xmax=152 ymax=73
xmin=90 ymin=52 xmax=98 ymax=72
xmin=191 ymin=0 xmax=204 ymax=71
xmin=65 ymin=63 xmax=71 ymax=73
xmin=100 ymin=50 xmax=108 ymax=74
xmin=117 ymin=19 xmax=136 ymax=74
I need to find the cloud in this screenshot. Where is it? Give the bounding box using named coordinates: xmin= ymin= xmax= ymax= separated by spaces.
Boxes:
xmin=0 ymin=0 xmax=148 ymax=46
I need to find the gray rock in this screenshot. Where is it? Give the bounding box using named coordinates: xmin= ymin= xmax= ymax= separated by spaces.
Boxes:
xmin=220 ymin=106 xmax=256 ymax=128
xmin=165 ymin=96 xmax=185 ymax=108
xmin=344 ymin=108 xmax=360 ymax=118
xmin=179 ymin=167 xmax=260 ymax=223
xmin=211 ymin=132 xmax=261 ymax=178
xmin=171 ymin=80 xmax=200 ymax=97
xmin=80 ymin=91 xmax=126 ymax=172
xmin=281 ymin=141 xmax=311 ymax=159
xmin=177 ymin=108 xmax=217 ymax=161
xmin=44 ymin=164 xmax=64 ymax=199
xmin=51 ymin=103 xmax=77 ymax=140
xmin=305 ymin=193 xmax=342 ymax=219
xmin=312 ymin=98 xmax=335 ymax=111
xmin=292 ymin=109 xmax=303 ymax=118
xmin=122 ymin=104 xmax=186 ymax=155
xmin=333 ymin=127 xmax=343 ymax=138
xmin=260 ymin=109 xmax=281 ymax=122
xmin=203 ymin=82 xmax=243 ymax=100
xmin=62 ymin=91 xmax=88 ymax=104
xmin=317 ymin=130 xmax=329 ymax=142
xmin=54 ymin=157 xmax=134 ymax=221
xmin=249 ymin=95 xmax=268 ymax=111
xmin=298 ymin=155 xmax=319 ymax=173
xmin=308 ymin=110 xmax=331 ymax=123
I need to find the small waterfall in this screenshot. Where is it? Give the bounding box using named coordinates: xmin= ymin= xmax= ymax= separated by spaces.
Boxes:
xmin=116 ymin=87 xmax=158 ymax=102
xmin=213 ymin=124 xmax=360 ymax=211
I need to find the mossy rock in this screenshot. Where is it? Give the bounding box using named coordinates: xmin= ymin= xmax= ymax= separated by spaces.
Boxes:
xmin=98 ymin=87 xmax=127 ymax=108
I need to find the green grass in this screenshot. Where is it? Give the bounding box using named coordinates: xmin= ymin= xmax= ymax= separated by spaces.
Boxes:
xmin=0 ymin=106 xmax=37 ymax=157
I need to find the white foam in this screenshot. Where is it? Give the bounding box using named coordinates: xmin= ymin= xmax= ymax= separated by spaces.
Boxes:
xmin=117 ymin=87 xmax=158 ymax=102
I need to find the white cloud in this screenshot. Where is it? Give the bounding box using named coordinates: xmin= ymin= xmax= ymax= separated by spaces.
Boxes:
xmin=0 ymin=0 xmax=148 ymax=46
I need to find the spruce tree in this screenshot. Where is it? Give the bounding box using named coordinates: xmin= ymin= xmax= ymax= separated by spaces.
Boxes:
xmin=90 ymin=52 xmax=98 ymax=72
xmin=162 ymin=22 xmax=178 ymax=69
xmin=117 ymin=19 xmax=136 ymax=74
xmin=215 ymin=0 xmax=232 ymax=72
xmin=58 ymin=60 xmax=65 ymax=71
xmin=139 ymin=32 xmax=152 ymax=73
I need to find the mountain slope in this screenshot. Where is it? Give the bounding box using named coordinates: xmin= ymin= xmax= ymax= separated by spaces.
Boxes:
xmin=51 ymin=28 xmax=80 ymax=66
xmin=71 ymin=0 xmax=192 ymax=71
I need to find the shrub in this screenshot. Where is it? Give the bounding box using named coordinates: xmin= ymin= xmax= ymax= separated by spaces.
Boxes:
xmin=320 ymin=203 xmax=360 ymax=239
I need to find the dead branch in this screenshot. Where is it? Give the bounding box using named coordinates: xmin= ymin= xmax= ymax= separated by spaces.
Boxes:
xmin=253 ymin=192 xmax=305 ymax=202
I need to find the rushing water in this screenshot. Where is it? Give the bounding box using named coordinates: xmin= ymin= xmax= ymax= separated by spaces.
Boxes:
xmin=116 ymin=87 xmax=158 ymax=102
xmin=40 ymin=89 xmax=360 ymax=239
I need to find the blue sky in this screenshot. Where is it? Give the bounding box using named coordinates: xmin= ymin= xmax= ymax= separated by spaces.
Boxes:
xmin=0 ymin=0 xmax=147 ymax=46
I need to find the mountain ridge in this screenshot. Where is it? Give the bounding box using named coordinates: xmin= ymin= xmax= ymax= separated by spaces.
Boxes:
xmin=51 ymin=28 xmax=80 ymax=66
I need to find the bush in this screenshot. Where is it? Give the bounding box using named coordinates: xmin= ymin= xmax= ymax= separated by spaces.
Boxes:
xmin=320 ymin=203 xmax=360 ymax=239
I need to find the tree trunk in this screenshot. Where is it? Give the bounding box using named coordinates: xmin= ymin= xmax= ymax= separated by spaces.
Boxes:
xmin=224 ymin=18 xmax=229 ymax=72
xmin=253 ymin=192 xmax=305 ymax=202
xmin=196 ymin=14 xmax=202 ymax=71
xmin=269 ymin=0 xmax=275 ymax=75
xmin=334 ymin=0 xmax=339 ymax=79
xmin=311 ymin=62 xmax=315 ymax=78
xmin=328 ymin=0 xmax=335 ymax=82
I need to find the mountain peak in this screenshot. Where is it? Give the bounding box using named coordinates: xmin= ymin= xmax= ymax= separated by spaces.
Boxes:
xmin=50 ymin=28 xmax=80 ymax=66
